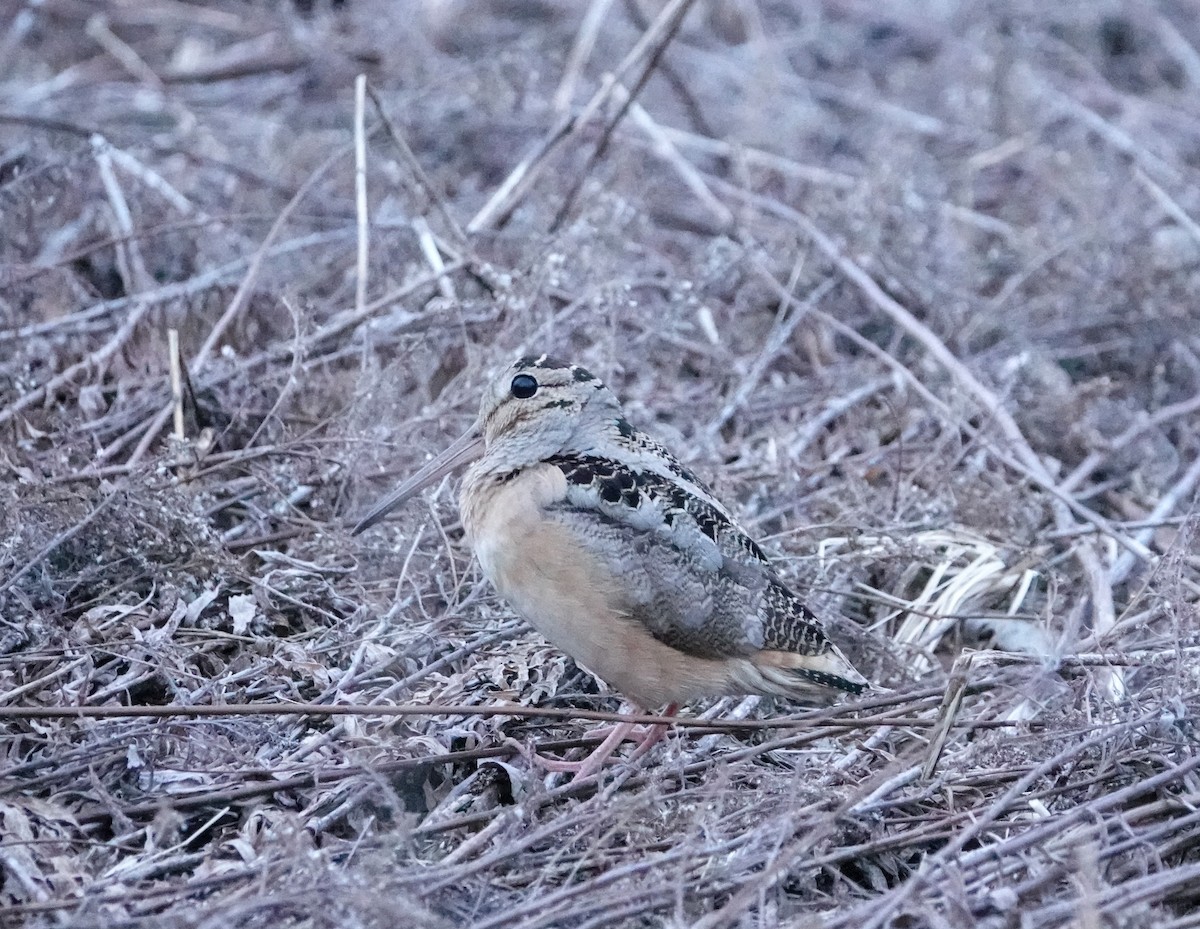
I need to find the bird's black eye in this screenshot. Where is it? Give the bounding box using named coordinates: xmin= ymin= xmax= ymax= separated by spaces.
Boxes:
xmin=510 ymin=374 xmax=539 ymax=399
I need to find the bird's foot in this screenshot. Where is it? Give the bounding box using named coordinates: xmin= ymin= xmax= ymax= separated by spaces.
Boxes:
xmin=518 ymin=704 xmax=679 ymax=782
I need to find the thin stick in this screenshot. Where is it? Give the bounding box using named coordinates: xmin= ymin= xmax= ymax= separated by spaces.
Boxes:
xmin=467 ymin=0 xmax=698 ymax=233
xmin=620 ymin=86 xmax=734 ymax=230
xmin=0 ymin=492 xmax=120 ymax=598
xmin=168 ymin=328 xmax=184 ymax=440
xmin=1038 ymin=81 xmax=1177 ymax=181
xmin=106 ymin=143 xmax=197 ymax=217
xmin=102 ymin=403 xmax=173 ymax=466
xmin=1136 ymin=167 xmax=1200 ymax=246
xmin=413 ymin=216 xmax=455 ymax=301
xmin=86 ymin=13 xmax=164 ymax=89
xmin=354 ymin=74 xmax=370 ymax=316
xmin=714 ymin=175 xmax=1149 ymax=561
xmin=1156 ymin=15 xmax=1200 ymax=88
xmin=1108 ymin=447 xmax=1200 ymax=587
xmin=550 ymin=3 xmax=695 ymax=231
xmin=840 ymin=710 xmax=1189 ymax=929
xmin=0 ymin=682 xmax=1019 ymax=728
xmin=92 ymin=134 xmax=152 ymax=293
xmin=194 ymin=142 xmax=352 ymax=371
xmin=64 ymin=262 xmax=465 ymax=474
xmin=921 ymin=654 xmax=970 ymax=779
xmin=1059 ymin=388 xmax=1200 ymax=493
xmin=0 ymin=298 xmax=154 ymax=428
xmin=708 ymin=276 xmax=835 ymax=436
xmin=90 ymin=143 xmax=355 ymax=466
xmin=365 ymin=83 xmax=469 ymax=248
xmin=553 ymin=0 xmax=616 ymax=112
xmin=1 ymin=230 xmax=352 ymax=342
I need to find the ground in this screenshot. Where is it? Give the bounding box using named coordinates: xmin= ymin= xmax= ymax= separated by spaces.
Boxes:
xmin=2 ymin=1 xmax=1200 ymax=926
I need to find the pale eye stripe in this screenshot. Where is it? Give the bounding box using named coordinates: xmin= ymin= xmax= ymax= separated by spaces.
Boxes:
xmin=487 ymin=396 xmax=572 ymax=433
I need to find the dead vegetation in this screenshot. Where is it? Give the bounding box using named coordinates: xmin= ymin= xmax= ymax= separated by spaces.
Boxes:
xmin=2 ymin=0 xmax=1200 ymax=925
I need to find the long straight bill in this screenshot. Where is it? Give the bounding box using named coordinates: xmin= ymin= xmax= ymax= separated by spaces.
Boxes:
xmin=351 ymin=426 xmax=484 ymax=535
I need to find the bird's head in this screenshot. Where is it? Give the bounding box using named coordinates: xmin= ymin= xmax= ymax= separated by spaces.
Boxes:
xmin=351 ymin=354 xmax=619 ymax=534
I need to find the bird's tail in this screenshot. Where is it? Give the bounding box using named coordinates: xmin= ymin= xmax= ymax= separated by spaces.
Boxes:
xmin=732 ymin=646 xmax=870 ymax=701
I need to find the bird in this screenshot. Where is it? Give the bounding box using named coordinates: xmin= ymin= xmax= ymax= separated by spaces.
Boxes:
xmin=353 ymin=353 xmax=868 ymax=778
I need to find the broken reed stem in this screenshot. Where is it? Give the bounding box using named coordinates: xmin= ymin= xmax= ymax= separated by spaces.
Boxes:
xmin=168 ymin=327 xmax=184 ymax=440
xmin=354 ymin=73 xmax=369 ymax=316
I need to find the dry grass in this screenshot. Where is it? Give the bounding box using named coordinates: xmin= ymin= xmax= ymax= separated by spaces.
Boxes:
xmin=3 ymin=1 xmax=1200 ymax=926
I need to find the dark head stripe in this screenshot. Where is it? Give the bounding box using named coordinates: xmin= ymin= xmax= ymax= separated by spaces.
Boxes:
xmin=513 ymin=355 xmax=601 ymax=386
xmin=515 ymin=353 xmax=569 ymax=371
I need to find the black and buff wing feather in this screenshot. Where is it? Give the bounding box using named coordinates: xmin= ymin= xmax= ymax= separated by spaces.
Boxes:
xmin=545 ymin=452 xmax=865 ymax=695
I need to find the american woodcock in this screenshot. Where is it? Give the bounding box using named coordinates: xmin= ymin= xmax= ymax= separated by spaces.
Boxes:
xmin=354 ymin=354 xmax=868 ymax=776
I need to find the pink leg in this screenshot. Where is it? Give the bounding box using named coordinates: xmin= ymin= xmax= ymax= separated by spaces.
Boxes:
xmin=532 ymin=719 xmax=638 ymax=776
xmin=622 ymin=702 xmax=678 ymax=766
xmin=527 ymin=703 xmax=679 ymax=780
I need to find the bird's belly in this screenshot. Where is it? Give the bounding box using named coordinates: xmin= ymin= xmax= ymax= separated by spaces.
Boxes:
xmin=465 ymin=469 xmax=733 ymax=706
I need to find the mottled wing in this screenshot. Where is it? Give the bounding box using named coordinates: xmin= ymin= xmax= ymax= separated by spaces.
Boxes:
xmin=545 ymin=453 xmax=860 ymax=694
xmin=605 ymin=416 xmax=717 ymax=507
